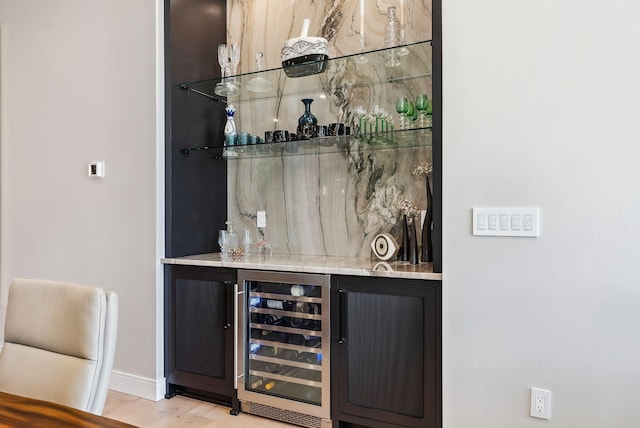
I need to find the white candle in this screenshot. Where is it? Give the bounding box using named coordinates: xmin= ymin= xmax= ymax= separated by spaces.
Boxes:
xmin=360 ymin=0 xmax=365 ymax=36
xmin=400 ymin=0 xmax=405 ymax=27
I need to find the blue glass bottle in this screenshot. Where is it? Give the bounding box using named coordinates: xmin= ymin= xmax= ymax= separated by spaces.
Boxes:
xmin=297 ymin=98 xmax=318 ymax=139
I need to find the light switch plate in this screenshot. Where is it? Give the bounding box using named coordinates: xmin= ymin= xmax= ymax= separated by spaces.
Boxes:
xmin=473 ymin=207 xmax=539 ymax=237
xmin=257 ymin=211 xmax=266 ymax=228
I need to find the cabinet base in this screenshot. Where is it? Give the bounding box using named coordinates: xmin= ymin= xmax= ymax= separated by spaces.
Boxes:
xmin=165 ymin=383 xmax=240 ymax=415
xmin=242 ymin=401 xmax=331 ymax=428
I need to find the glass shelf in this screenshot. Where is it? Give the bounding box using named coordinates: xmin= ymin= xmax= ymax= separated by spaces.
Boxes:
xmin=179 ymin=40 xmax=432 ymax=104
xmin=180 ymin=127 xmax=432 ymax=160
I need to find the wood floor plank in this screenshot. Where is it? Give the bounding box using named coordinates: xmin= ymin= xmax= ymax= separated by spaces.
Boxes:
xmin=103 ymin=390 xmax=296 ymax=427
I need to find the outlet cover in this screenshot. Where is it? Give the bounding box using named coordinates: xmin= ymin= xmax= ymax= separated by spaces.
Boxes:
xmin=530 ymin=387 xmax=551 ymax=419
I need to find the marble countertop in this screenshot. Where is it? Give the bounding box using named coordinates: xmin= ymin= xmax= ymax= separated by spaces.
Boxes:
xmin=161 ymin=253 xmax=442 ymax=281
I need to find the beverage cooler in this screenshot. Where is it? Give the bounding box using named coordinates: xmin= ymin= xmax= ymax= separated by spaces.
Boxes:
xmin=236 ymin=270 xmax=331 ymax=428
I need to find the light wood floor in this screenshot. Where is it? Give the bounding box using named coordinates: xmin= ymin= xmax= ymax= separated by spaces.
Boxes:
xmin=102 ymin=390 xmax=296 ymax=428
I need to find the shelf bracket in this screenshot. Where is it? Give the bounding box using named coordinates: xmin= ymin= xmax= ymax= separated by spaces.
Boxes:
xmin=179 ymin=83 xmax=223 ymax=102
xmin=180 ymin=147 xmax=222 ymax=160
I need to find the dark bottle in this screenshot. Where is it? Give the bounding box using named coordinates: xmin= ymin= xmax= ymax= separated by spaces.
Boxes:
xmin=255 ymin=344 xmax=279 ymax=357
xmin=298 ymin=351 xmax=321 ymax=364
xmin=261 ymin=313 xmax=285 ymax=326
xmin=286 ymin=333 xmax=306 ymax=346
xmin=276 ymin=348 xmax=299 ymax=362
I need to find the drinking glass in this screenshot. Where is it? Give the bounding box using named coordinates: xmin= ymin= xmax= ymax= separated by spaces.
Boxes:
xmin=215 ymin=44 xmax=240 ymax=97
xmin=229 ymin=43 xmax=240 ymax=78
xmin=406 ymin=100 xmax=415 ymax=128
xmin=415 ymin=94 xmax=432 ymax=128
xmin=243 ymin=229 xmax=253 ymax=255
xmin=218 ymin=230 xmax=227 ymax=255
xmin=353 ymin=106 xmax=367 ymax=139
xmin=396 ymin=96 xmax=409 ymax=130
xmin=217 ymin=44 xmax=228 ymax=81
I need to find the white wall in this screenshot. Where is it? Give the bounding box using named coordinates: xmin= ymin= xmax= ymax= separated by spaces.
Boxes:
xmin=0 ymin=0 xmax=164 ymax=399
xmin=443 ymin=0 xmax=640 ymax=426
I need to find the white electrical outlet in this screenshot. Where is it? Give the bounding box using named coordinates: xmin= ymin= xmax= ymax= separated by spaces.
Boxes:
xmin=257 ymin=211 xmax=266 ymax=228
xmin=530 ymin=388 xmax=551 ymax=419
xmin=473 ymin=207 xmax=539 ymax=237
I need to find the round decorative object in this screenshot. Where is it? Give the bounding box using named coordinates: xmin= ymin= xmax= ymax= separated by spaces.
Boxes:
xmin=371 ymin=233 xmax=399 ymax=261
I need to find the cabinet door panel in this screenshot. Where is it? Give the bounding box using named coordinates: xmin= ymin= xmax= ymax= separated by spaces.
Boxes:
xmin=165 ymin=265 xmax=237 ymax=406
xmin=333 ymin=276 xmax=440 ymax=428
xmin=346 ymin=291 xmax=424 ymax=418
xmin=174 ymin=277 xmax=227 ymax=378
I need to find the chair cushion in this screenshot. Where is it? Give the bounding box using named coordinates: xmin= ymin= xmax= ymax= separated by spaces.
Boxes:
xmin=4 ymin=278 xmax=106 ymax=361
xmin=0 ymin=342 xmax=97 ymax=410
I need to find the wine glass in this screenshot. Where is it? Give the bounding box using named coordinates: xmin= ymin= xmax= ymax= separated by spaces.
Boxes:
xmin=406 ymin=100 xmax=416 ymax=128
xmin=217 ymin=44 xmax=228 ymax=82
xmin=215 ymin=44 xmax=240 ymax=97
xmin=395 ymin=96 xmax=409 ymax=130
xmin=353 ymin=106 xmax=367 ymax=139
xmin=229 ymin=43 xmax=240 ymax=79
xmin=415 ymin=94 xmax=431 ymax=128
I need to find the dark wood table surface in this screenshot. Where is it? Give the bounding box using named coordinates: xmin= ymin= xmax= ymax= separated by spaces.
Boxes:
xmin=0 ymin=391 xmax=137 ymax=427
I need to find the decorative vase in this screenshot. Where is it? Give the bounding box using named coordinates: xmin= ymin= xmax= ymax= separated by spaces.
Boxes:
xmin=224 ymin=105 xmax=237 ymax=143
xmin=297 ymin=98 xmax=318 ymax=139
xmin=410 ymin=218 xmax=419 ymax=265
xmin=281 ymin=19 xmax=329 ymax=78
xmin=422 ymin=176 xmax=433 ymax=263
xmin=400 ymin=214 xmax=409 ymax=261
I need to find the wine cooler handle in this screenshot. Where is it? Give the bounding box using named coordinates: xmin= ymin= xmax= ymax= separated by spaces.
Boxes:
xmin=223 ymin=281 xmax=234 ymax=329
xmin=234 ymin=282 xmax=244 ymax=390
xmin=338 ymin=288 xmax=347 ymax=344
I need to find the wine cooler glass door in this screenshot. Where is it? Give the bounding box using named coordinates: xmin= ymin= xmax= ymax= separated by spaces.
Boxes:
xmin=237 ymin=270 xmax=330 ymax=420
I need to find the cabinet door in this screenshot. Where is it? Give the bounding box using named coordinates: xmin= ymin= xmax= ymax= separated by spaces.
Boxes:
xmin=165 ymin=265 xmax=237 ymax=404
xmin=331 ymin=276 xmax=441 ymax=428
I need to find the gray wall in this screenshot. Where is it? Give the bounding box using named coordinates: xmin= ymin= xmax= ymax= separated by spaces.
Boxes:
xmin=442 ymin=0 xmax=640 ymax=426
xmin=0 ymin=0 xmax=164 ymax=399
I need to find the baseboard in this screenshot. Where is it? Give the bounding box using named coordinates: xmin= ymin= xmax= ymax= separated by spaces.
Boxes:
xmin=109 ymin=370 xmax=165 ymax=401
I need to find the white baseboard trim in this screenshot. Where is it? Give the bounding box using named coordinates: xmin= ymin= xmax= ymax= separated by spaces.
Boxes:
xmin=109 ymin=370 xmax=165 ymax=401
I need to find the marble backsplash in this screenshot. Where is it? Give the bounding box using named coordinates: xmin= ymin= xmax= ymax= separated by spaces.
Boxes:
xmin=225 ymin=0 xmax=433 ymax=258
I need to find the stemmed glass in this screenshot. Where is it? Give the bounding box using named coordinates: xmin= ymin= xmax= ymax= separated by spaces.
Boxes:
xmin=415 ymin=94 xmax=432 ymax=128
xmin=406 ymin=100 xmax=416 ymax=129
xmin=217 ymin=44 xmax=229 ymax=82
xmin=396 ymin=96 xmax=409 ymax=130
xmin=228 ymin=43 xmax=240 ymax=80
xmin=353 ymin=106 xmax=367 ymax=139
xmin=214 ymin=43 xmax=240 ymax=97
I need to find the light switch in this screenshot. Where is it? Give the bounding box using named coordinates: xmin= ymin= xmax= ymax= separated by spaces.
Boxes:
xmin=472 ymin=207 xmax=539 ymax=237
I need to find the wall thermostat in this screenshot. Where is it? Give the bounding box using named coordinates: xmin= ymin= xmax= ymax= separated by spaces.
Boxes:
xmin=88 ymin=161 xmax=105 ymax=178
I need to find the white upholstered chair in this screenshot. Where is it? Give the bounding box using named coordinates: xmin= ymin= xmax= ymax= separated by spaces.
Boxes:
xmin=0 ymin=278 xmax=118 ymax=415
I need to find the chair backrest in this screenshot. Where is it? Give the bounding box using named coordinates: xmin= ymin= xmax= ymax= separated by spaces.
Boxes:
xmin=0 ymin=278 xmax=118 ymax=415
